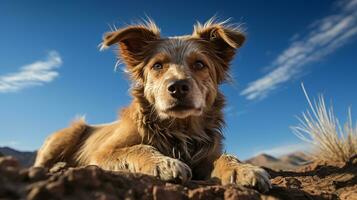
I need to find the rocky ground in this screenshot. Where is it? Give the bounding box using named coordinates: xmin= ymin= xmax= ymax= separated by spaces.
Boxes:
xmin=0 ymin=154 xmax=356 ymax=200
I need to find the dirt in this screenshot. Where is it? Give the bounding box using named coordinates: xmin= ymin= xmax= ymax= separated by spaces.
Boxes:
xmin=0 ymin=154 xmax=356 ymax=200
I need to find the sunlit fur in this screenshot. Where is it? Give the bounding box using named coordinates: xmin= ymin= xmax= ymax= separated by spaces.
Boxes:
xmin=34 ymin=18 xmax=271 ymax=192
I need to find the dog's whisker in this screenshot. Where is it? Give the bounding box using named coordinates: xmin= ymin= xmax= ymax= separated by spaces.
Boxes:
xmin=114 ymin=59 xmax=124 ymax=72
xmin=107 ymin=23 xmax=114 ymax=32
xmin=113 ymin=23 xmax=118 ymax=31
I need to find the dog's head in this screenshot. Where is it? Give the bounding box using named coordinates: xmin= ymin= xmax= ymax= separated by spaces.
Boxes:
xmin=101 ymin=19 xmax=245 ymax=119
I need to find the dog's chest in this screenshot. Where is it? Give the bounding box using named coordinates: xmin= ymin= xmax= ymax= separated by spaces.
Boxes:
xmin=144 ymin=126 xmax=215 ymax=166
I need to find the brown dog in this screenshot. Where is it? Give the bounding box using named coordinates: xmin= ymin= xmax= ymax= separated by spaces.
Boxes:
xmin=34 ymin=18 xmax=271 ymax=192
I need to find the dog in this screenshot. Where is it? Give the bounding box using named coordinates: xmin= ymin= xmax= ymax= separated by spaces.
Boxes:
xmin=34 ymin=18 xmax=271 ymax=193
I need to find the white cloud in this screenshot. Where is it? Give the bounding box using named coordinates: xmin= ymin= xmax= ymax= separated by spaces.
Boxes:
xmin=241 ymin=0 xmax=357 ymax=100
xmin=224 ymin=106 xmax=246 ymax=117
xmin=253 ymin=143 xmax=312 ymax=157
xmin=0 ymin=140 xmax=20 ymax=149
xmin=0 ymin=51 xmax=62 ymax=93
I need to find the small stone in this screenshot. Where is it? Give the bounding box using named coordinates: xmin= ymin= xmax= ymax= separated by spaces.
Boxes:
xmin=284 ymin=177 xmax=302 ymax=189
xmin=49 ymin=162 xmax=67 ymax=174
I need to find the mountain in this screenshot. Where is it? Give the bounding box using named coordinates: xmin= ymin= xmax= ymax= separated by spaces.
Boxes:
xmin=245 ymin=153 xmax=279 ymax=165
xmin=280 ymin=151 xmax=311 ymax=166
xmin=0 ymin=147 xmax=36 ymax=167
xmin=245 ymin=152 xmax=311 ymax=170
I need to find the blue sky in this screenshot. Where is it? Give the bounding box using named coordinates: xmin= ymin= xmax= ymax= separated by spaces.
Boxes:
xmin=1 ymin=0 xmax=356 ymax=159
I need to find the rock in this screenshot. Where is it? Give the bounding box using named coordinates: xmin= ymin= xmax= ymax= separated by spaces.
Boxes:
xmin=339 ymin=185 xmax=357 ymax=200
xmin=223 ymin=186 xmax=261 ymax=200
xmin=0 ymin=156 xmax=356 ymax=200
xmin=65 ymin=166 xmax=102 ymax=188
xmin=0 ymin=156 xmax=20 ymax=169
xmin=49 ymin=162 xmax=67 ymax=174
xmin=284 ymin=177 xmax=302 ymax=189
xmin=188 ymin=186 xmax=225 ymax=200
xmin=153 ymin=185 xmax=186 ymax=200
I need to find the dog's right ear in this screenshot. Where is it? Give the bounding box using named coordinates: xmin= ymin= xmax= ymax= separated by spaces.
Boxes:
xmin=100 ymin=22 xmax=161 ymax=67
xmin=192 ymin=18 xmax=245 ymax=65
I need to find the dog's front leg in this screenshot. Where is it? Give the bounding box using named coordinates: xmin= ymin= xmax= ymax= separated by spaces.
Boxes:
xmin=91 ymin=144 xmax=192 ymax=183
xmin=211 ymin=154 xmax=272 ymax=193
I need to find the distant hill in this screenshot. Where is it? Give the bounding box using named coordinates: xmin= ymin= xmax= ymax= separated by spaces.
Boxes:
xmin=245 ymin=152 xmax=311 ymax=170
xmin=245 ymin=153 xmax=279 ymax=164
xmin=280 ymin=151 xmax=311 ymax=166
xmin=0 ymin=147 xmax=36 ymax=167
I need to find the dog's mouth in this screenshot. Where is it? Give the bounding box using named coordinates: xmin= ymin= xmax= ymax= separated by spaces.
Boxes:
xmin=166 ymin=104 xmax=196 ymax=111
xmin=162 ymin=102 xmax=203 ymax=118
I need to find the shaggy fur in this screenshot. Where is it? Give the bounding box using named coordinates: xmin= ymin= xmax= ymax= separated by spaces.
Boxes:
xmin=34 ymin=18 xmax=271 ymax=192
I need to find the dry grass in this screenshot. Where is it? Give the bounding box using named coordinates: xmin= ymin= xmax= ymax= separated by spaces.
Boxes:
xmin=291 ymin=84 xmax=357 ymax=162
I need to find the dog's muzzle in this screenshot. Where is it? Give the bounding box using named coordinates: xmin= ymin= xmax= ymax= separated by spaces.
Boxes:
xmin=167 ymin=79 xmax=190 ymax=100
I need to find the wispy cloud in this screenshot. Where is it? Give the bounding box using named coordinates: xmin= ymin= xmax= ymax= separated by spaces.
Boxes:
xmin=0 ymin=140 xmax=20 ymax=147
xmin=253 ymin=143 xmax=311 ymax=157
xmin=223 ymin=106 xmax=246 ymax=117
xmin=0 ymin=51 xmax=62 ymax=93
xmin=241 ymin=0 xmax=357 ymax=100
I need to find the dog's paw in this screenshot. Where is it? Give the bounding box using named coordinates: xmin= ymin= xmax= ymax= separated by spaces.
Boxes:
xmin=148 ymin=157 xmax=192 ymax=183
xmin=221 ymin=163 xmax=271 ymax=193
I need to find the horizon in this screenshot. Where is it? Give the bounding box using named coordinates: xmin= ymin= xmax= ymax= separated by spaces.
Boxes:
xmin=1 ymin=0 xmax=357 ymax=160
xmin=0 ymin=145 xmax=309 ymax=161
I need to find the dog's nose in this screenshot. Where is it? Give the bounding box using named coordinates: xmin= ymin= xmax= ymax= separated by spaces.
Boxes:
xmin=167 ymin=80 xmax=190 ymax=99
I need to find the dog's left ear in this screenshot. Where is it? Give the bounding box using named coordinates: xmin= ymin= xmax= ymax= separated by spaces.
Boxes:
xmin=100 ymin=21 xmax=161 ymax=67
xmin=192 ymin=20 xmax=245 ymax=64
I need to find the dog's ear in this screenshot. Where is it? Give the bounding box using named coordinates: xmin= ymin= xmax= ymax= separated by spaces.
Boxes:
xmin=192 ymin=19 xmax=245 ymax=64
xmin=100 ymin=21 xmax=160 ymax=67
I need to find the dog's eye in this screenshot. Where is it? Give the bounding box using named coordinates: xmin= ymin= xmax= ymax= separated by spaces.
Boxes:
xmin=153 ymin=62 xmax=163 ymax=70
xmin=193 ymin=61 xmax=206 ymax=70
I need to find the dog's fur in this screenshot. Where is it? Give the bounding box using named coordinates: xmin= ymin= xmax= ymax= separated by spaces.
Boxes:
xmin=34 ymin=18 xmax=271 ymax=192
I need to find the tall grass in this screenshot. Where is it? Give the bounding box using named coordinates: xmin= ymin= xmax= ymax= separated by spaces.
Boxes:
xmin=291 ymin=84 xmax=357 ymax=162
